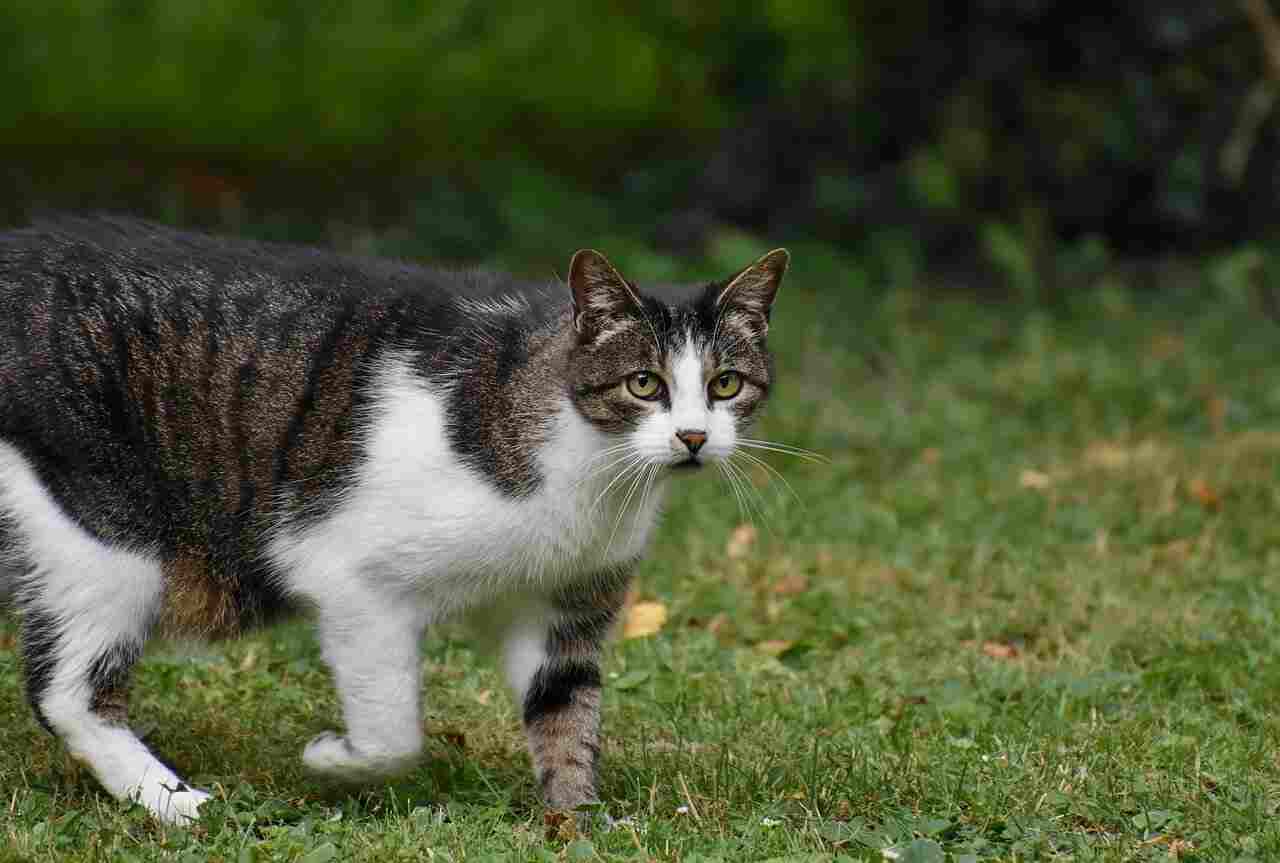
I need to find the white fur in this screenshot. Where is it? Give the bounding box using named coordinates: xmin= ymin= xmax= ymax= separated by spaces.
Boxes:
xmin=631 ymin=333 xmax=740 ymax=465
xmin=0 ymin=442 xmax=208 ymax=823
xmin=269 ymin=356 xmax=667 ymax=780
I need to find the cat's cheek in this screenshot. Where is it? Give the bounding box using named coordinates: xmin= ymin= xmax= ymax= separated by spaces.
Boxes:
xmin=699 ymin=408 xmax=739 ymax=463
xmin=629 ymin=411 xmax=677 ymax=461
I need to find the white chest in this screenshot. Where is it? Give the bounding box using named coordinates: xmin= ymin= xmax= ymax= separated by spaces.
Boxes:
xmin=270 ymin=363 xmax=665 ymax=617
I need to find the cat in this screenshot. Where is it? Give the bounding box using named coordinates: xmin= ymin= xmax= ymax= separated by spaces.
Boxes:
xmin=0 ymin=215 xmax=787 ymax=823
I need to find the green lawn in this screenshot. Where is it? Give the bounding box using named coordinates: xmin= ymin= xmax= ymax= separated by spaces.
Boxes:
xmin=2 ymin=238 xmax=1279 ymax=861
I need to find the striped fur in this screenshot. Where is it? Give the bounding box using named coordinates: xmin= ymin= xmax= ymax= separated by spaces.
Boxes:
xmin=0 ymin=217 xmax=787 ymax=822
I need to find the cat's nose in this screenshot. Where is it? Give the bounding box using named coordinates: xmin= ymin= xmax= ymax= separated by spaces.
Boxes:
xmin=676 ymin=429 xmax=707 ymax=454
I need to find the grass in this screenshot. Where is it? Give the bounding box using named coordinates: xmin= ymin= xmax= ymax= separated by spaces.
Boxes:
xmin=2 ymin=235 xmax=1279 ymax=862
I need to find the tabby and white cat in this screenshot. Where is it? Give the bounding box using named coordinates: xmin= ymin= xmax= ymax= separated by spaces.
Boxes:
xmin=0 ymin=217 xmax=787 ymax=823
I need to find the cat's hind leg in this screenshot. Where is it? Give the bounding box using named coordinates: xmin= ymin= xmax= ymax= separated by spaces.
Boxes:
xmin=1 ymin=446 xmax=208 ymax=823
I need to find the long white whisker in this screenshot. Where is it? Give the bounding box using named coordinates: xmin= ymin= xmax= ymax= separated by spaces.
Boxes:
xmin=578 ymin=441 xmax=639 ymax=469
xmin=588 ymin=456 xmax=646 ymax=511
xmin=716 ymin=462 xmax=748 ymax=523
xmin=629 ymin=462 xmax=662 ymax=547
xmin=722 ymin=457 xmax=772 ymax=535
xmin=606 ymin=459 xmax=652 ymax=555
xmin=734 ymin=439 xmax=828 ymax=463
xmin=574 ymin=450 xmax=642 ymax=492
xmin=733 ymin=450 xmax=805 ymax=510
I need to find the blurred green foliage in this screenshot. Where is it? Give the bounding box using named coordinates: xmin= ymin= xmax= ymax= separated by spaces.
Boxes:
xmin=3 ymin=1 xmax=1279 ymax=292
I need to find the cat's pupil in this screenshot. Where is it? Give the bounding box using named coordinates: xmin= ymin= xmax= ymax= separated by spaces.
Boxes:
xmin=718 ymin=374 xmax=730 ymax=387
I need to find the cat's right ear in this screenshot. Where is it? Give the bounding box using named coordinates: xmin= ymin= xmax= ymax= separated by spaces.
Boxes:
xmin=568 ymin=249 xmax=642 ymax=339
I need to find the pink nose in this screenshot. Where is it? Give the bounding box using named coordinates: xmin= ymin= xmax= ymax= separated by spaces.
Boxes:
xmin=676 ymin=429 xmax=707 ymax=454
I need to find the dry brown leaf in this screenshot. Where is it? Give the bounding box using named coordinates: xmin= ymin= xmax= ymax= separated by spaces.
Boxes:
xmin=543 ymin=810 xmax=577 ymax=841
xmin=755 ymin=639 xmax=794 ymax=656
xmin=1019 ymin=469 xmax=1052 ymax=490
xmin=726 ymin=523 xmax=757 ymax=559
xmin=622 ymin=601 xmax=668 ymax=639
xmin=981 ymin=641 xmax=1019 ymax=660
xmin=771 ymin=572 xmax=810 ymax=596
xmin=475 ymin=689 xmax=492 ymax=705
xmin=1187 ymin=478 xmax=1220 ymax=511
xmin=921 ymin=447 xmax=942 ymax=465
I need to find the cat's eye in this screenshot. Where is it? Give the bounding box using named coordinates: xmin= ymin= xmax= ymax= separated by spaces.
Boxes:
xmin=709 ymin=371 xmax=742 ymax=400
xmin=626 ymin=371 xmax=663 ymax=400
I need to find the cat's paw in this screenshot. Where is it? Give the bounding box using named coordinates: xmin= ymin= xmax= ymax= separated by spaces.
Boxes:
xmin=302 ymin=731 xmax=420 ymax=783
xmin=134 ymin=780 xmax=211 ymax=825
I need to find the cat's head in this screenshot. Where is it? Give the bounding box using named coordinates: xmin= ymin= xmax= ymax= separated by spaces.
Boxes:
xmin=565 ymin=248 xmax=787 ymax=470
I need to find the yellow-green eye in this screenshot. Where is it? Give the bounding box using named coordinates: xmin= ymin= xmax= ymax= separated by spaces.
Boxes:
xmin=626 ymin=371 xmax=662 ymax=400
xmin=709 ymin=371 xmax=742 ymax=399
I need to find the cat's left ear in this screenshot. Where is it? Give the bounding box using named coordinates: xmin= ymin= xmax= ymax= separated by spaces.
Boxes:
xmin=568 ymin=249 xmax=643 ymax=339
xmin=716 ymin=248 xmax=789 ymax=324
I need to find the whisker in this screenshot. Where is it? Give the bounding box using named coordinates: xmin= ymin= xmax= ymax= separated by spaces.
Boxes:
xmin=574 ymin=450 xmax=642 ymax=492
xmin=733 ymin=450 xmax=805 ymax=511
xmin=735 ymin=439 xmax=829 ymax=463
xmin=587 ymin=456 xmax=646 ymax=511
xmin=629 ymin=462 xmax=662 ymax=547
xmin=722 ymin=457 xmax=773 ymax=535
xmin=606 ymin=459 xmax=653 ymax=555
xmin=578 ymin=441 xmax=639 ymax=469
xmin=716 ymin=462 xmax=750 ymax=524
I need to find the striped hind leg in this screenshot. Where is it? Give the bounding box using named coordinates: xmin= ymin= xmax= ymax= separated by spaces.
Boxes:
xmin=2 ymin=446 xmax=208 ymax=822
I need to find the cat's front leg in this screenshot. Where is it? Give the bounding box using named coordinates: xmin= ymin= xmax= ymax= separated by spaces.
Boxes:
xmin=502 ymin=574 xmax=629 ymax=811
xmin=303 ymin=593 xmax=428 ymax=783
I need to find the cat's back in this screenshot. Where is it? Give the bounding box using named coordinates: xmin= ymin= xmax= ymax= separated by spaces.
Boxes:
xmin=0 ymin=215 xmax=460 ymax=315
xmin=0 ymin=216 xmax=550 ymax=560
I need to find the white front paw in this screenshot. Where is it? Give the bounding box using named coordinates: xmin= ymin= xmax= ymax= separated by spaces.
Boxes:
xmin=302 ymin=731 xmax=419 ymax=783
xmin=134 ymin=781 xmax=211 ymax=824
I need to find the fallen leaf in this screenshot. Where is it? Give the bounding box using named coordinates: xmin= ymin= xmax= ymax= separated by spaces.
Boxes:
xmin=1187 ymin=478 xmax=1220 ymax=511
xmin=622 ymin=601 xmax=668 ymax=639
xmin=475 ymin=689 xmax=492 ymax=705
xmin=440 ymin=730 xmax=466 ymax=749
xmin=726 ymin=523 xmax=757 ymax=559
xmin=543 ymin=810 xmax=577 ymax=841
xmin=755 ymin=639 xmax=794 ymax=656
xmin=771 ymin=572 xmax=809 ymax=596
xmin=981 ymin=641 xmax=1019 ymax=660
xmin=1019 ymin=469 xmax=1051 ymax=490
xmin=921 ymin=447 xmax=941 ymax=464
